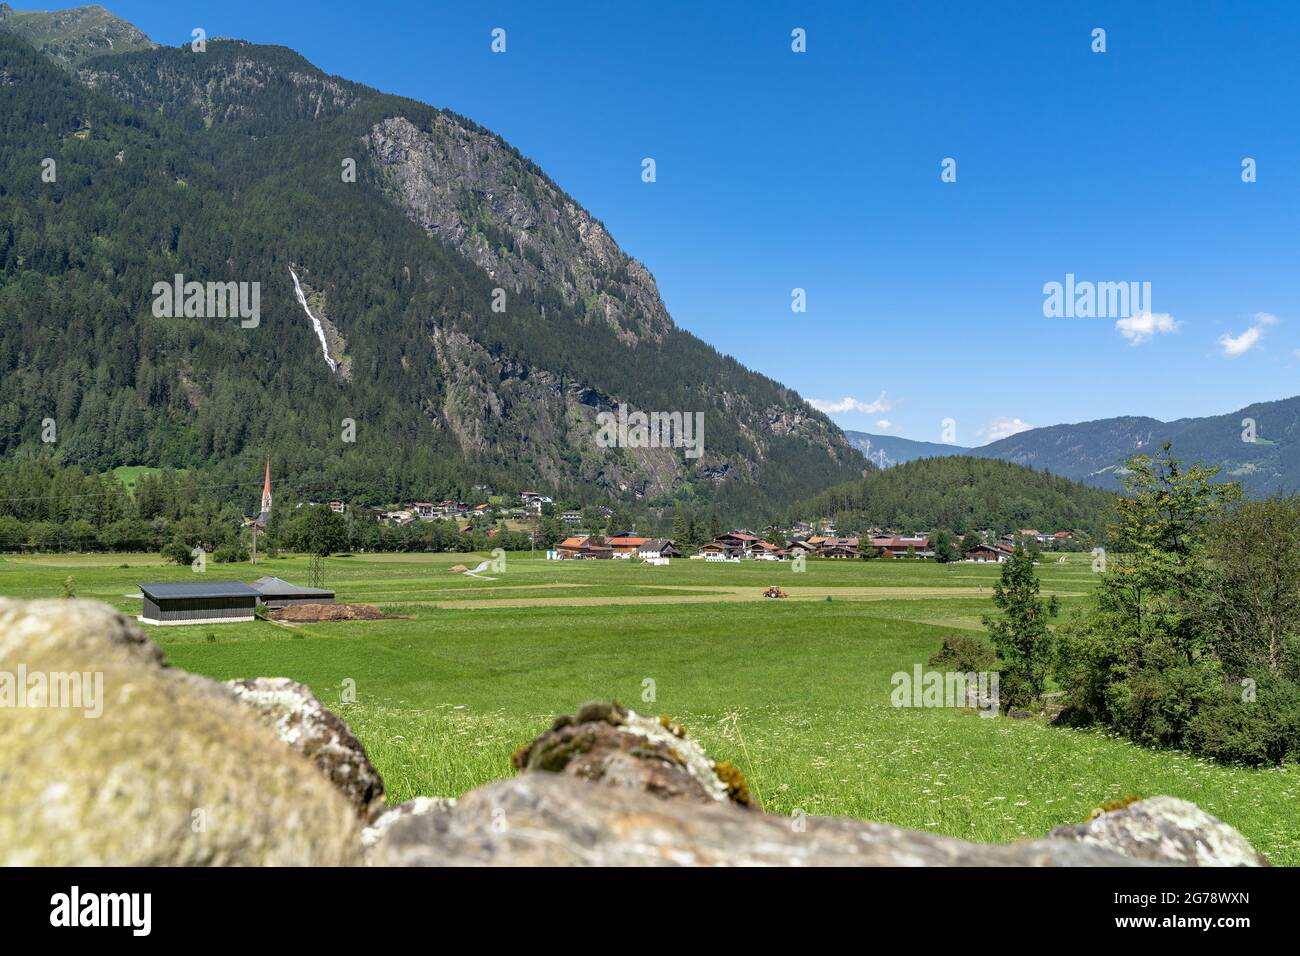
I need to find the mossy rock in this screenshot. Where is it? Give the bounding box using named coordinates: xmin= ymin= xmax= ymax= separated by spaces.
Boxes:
xmin=0 ymin=599 xmax=362 ymax=865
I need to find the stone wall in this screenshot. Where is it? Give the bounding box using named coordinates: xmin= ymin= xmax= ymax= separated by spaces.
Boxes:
xmin=0 ymin=599 xmax=1268 ymax=867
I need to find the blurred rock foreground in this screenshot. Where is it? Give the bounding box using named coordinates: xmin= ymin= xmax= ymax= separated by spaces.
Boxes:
xmin=0 ymin=599 xmax=1269 ymax=867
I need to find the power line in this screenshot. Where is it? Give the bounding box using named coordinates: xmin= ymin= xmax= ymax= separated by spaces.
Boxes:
xmin=0 ymin=477 xmax=261 ymax=504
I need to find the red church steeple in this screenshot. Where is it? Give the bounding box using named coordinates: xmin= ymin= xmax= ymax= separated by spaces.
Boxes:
xmin=257 ymin=460 xmax=272 ymax=526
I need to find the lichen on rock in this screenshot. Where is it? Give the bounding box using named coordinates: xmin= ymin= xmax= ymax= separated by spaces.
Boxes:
xmin=361 ymin=796 xmax=457 ymax=851
xmin=511 ymin=700 xmax=756 ymax=809
xmin=0 ymin=599 xmax=362 ymax=865
xmin=224 ymin=676 xmax=384 ymax=819
xmin=1050 ymin=795 xmax=1268 ymax=867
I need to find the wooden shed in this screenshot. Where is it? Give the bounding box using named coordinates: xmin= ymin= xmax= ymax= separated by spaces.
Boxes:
xmin=137 ymin=581 xmax=260 ymax=625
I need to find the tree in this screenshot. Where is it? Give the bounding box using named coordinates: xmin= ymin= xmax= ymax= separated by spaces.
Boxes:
xmin=672 ymin=506 xmax=689 ymax=545
xmin=66 ymin=518 xmax=97 ymax=551
xmin=1208 ymin=496 xmax=1300 ymax=676
xmin=605 ymin=508 xmax=632 ymax=536
xmin=1101 ymin=443 xmax=1240 ymax=664
xmin=1055 ymin=444 xmax=1242 ymax=749
xmin=301 ymin=505 xmax=346 ymax=557
xmin=0 ymin=515 xmax=24 ymax=552
xmin=537 ymin=515 xmax=565 ymax=549
xmin=931 ymin=529 xmax=956 ymax=563
xmin=983 ymin=546 xmax=1058 ymax=709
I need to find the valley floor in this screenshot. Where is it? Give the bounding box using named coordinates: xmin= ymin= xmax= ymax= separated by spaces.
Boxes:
xmin=2 ymin=551 xmax=1296 ymax=864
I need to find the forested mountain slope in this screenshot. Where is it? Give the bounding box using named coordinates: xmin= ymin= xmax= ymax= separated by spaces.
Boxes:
xmin=0 ymin=3 xmax=153 ymax=68
xmin=788 ymin=456 xmax=1116 ymax=537
xmin=0 ymin=15 xmax=865 ymax=519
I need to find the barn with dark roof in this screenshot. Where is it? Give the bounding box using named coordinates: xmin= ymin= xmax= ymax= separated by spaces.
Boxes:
xmin=251 ymin=576 xmax=335 ymax=609
xmin=137 ymin=581 xmax=260 ymax=625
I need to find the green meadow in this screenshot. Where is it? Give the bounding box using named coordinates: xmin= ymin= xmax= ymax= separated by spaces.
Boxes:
xmin=2 ymin=550 xmax=1296 ymax=864
xmin=108 ymin=465 xmax=168 ymax=492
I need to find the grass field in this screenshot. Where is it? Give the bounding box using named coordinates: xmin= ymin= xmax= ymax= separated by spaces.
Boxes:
xmin=3 ymin=550 xmax=1297 ymax=864
xmin=108 ymin=465 xmax=169 ymax=492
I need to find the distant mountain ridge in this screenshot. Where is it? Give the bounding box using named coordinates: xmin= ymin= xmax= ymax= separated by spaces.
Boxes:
xmin=846 ymin=395 xmax=1300 ymax=495
xmin=0 ymin=3 xmax=153 ymax=68
xmin=843 ymin=432 xmax=971 ymax=468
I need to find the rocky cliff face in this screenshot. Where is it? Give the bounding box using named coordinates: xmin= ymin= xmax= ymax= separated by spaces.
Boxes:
xmin=429 ymin=327 xmax=721 ymax=497
xmin=366 ymin=115 xmax=671 ymax=349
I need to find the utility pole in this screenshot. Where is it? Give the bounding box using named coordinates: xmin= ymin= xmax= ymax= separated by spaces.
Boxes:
xmin=251 ymin=523 xmax=258 ymax=565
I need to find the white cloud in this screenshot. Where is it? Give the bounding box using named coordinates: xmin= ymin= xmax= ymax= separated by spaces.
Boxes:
xmin=875 ymin=419 xmax=892 ymax=430
xmin=1219 ymin=327 xmax=1263 ymax=357
xmin=1218 ymin=312 xmax=1278 ymax=358
xmin=1115 ymin=311 xmax=1179 ymax=345
xmin=978 ymin=417 xmax=1036 ymax=442
xmin=808 ymin=392 xmax=892 ymax=415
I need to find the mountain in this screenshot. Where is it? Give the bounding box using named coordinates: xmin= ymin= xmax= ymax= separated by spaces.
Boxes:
xmin=971 ymin=397 xmax=1300 ymax=495
xmin=847 ymin=396 xmax=1300 ymax=496
xmin=790 ymin=456 xmax=1116 ymax=538
xmin=0 ymin=8 xmax=865 ymax=519
xmin=0 ymin=3 xmax=153 ymax=68
xmin=844 ymin=431 xmax=969 ymax=468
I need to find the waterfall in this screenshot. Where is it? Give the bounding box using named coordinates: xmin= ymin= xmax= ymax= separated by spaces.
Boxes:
xmin=288 ymin=267 xmax=339 ymax=372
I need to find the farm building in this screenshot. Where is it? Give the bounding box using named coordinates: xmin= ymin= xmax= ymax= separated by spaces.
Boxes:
xmin=873 ymin=537 xmax=934 ymax=559
xmin=967 ymin=543 xmax=1015 ymax=563
xmin=696 ymin=542 xmax=738 ymax=560
xmin=637 ymin=538 xmax=682 ymax=559
xmin=713 ymin=531 xmax=759 ymax=553
xmin=555 ymin=535 xmax=613 ymax=559
xmin=137 ymin=581 xmax=260 ymax=625
xmin=606 ymin=535 xmax=651 ymax=558
xmin=816 ymin=544 xmax=861 ymax=559
xmin=251 ymin=576 xmax=336 ymax=609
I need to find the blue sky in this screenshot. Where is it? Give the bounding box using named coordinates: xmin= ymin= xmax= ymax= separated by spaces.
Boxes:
xmin=64 ymin=1 xmax=1300 ymax=444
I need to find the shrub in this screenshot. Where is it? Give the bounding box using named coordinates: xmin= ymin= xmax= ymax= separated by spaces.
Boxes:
xmin=160 ymin=539 xmax=192 ymax=565
xmin=1113 ymin=653 xmax=1223 ymax=750
xmin=212 ymin=543 xmax=249 ymax=563
xmin=1186 ymin=674 xmax=1300 ymax=766
xmin=927 ymin=634 xmax=995 ymax=672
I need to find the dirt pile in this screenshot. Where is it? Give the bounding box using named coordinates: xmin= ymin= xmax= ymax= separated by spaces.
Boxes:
xmin=268 ymin=603 xmax=394 ymax=622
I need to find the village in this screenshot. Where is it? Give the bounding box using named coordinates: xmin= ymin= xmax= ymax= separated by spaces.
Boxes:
xmin=285 ymin=483 xmax=1080 ymax=565
xmin=279 ymin=477 xmax=1081 ymax=565
xmin=548 ymin=527 xmax=1077 ymax=562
